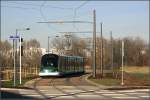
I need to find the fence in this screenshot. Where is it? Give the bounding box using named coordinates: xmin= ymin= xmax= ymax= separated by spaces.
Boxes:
xmin=1 ymin=66 xmax=40 ymax=81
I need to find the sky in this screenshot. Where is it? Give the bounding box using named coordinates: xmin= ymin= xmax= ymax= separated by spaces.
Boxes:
xmin=1 ymin=1 xmax=149 ymax=48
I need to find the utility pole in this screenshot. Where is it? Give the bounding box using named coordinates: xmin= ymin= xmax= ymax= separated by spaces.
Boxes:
xmin=110 ymin=31 xmax=114 ymax=73
xmin=0 ymin=32 xmax=2 ymax=42
xmin=48 ymin=36 xmax=50 ymax=53
xmin=100 ymin=22 xmax=103 ymax=77
xmin=15 ymin=29 xmax=18 ymax=77
xmin=121 ymin=40 xmax=124 ymax=85
xmin=19 ymin=34 xmax=22 ymax=84
xmin=93 ymin=10 xmax=96 ymax=78
xmin=13 ymin=39 xmax=16 ymax=86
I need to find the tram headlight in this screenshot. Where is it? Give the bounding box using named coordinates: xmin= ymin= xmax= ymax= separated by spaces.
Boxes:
xmin=45 ymin=70 xmax=48 ymax=73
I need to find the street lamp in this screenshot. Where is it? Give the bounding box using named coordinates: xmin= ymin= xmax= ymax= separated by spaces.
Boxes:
xmin=48 ymin=36 xmax=50 ymax=53
xmin=16 ymin=28 xmax=30 ymax=84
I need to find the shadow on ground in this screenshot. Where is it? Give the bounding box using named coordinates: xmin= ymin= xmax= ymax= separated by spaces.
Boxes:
xmin=1 ymin=90 xmax=40 ymax=100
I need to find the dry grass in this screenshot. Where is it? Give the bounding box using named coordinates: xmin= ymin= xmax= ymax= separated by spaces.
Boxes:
xmin=124 ymin=66 xmax=149 ymax=74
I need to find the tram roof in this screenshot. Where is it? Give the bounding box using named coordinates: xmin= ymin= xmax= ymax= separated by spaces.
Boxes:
xmin=43 ymin=53 xmax=84 ymax=59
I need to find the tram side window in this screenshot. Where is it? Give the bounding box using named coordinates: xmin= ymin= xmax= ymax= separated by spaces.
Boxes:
xmin=65 ymin=57 xmax=67 ymax=71
xmin=69 ymin=57 xmax=72 ymax=71
xmin=81 ymin=58 xmax=83 ymax=71
xmin=71 ymin=58 xmax=73 ymax=71
xmin=66 ymin=57 xmax=69 ymax=71
xmin=82 ymin=58 xmax=84 ymax=71
xmin=60 ymin=57 xmax=64 ymax=72
xmin=79 ymin=58 xmax=81 ymax=71
xmin=79 ymin=58 xmax=81 ymax=70
xmin=63 ymin=57 xmax=66 ymax=72
xmin=69 ymin=57 xmax=71 ymax=71
xmin=69 ymin=58 xmax=71 ymax=71
xmin=75 ymin=58 xmax=77 ymax=72
xmin=59 ymin=57 xmax=61 ymax=71
xmin=76 ymin=59 xmax=78 ymax=71
xmin=69 ymin=57 xmax=70 ymax=71
xmin=72 ymin=58 xmax=75 ymax=71
xmin=67 ymin=57 xmax=69 ymax=71
xmin=74 ymin=58 xmax=75 ymax=72
xmin=79 ymin=59 xmax=80 ymax=71
xmin=72 ymin=58 xmax=74 ymax=71
xmin=64 ymin=57 xmax=67 ymax=71
xmin=77 ymin=58 xmax=79 ymax=71
xmin=70 ymin=58 xmax=72 ymax=71
xmin=80 ymin=58 xmax=82 ymax=70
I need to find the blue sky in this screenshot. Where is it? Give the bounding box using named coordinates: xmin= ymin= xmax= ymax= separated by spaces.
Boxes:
xmin=1 ymin=1 xmax=149 ymax=48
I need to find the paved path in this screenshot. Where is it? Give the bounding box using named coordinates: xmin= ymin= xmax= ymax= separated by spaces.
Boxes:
xmin=1 ymin=74 xmax=150 ymax=99
xmin=1 ymin=87 xmax=149 ymax=100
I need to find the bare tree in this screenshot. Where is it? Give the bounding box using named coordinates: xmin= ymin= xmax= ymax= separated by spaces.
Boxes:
xmin=22 ymin=39 xmax=42 ymax=67
xmin=0 ymin=41 xmax=12 ymax=67
xmin=51 ymin=34 xmax=88 ymax=57
xmin=123 ymin=37 xmax=147 ymax=66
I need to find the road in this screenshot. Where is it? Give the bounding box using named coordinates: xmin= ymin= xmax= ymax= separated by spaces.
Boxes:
xmin=1 ymin=74 xmax=149 ymax=100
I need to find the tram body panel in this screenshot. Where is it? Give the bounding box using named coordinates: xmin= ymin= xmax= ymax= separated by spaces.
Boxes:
xmin=39 ymin=54 xmax=84 ymax=77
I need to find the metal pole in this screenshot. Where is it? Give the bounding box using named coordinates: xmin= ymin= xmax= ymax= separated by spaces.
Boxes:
xmin=100 ymin=22 xmax=103 ymax=77
xmin=13 ymin=39 xmax=16 ymax=86
xmin=19 ymin=34 xmax=22 ymax=84
xmin=110 ymin=31 xmax=114 ymax=72
xmin=93 ymin=10 xmax=96 ymax=78
xmin=48 ymin=36 xmax=50 ymax=53
xmin=0 ymin=32 xmax=1 ymax=42
xmin=121 ymin=40 xmax=124 ymax=85
xmin=15 ymin=29 xmax=18 ymax=78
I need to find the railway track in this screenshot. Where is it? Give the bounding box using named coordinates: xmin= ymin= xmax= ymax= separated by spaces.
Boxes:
xmin=19 ymin=74 xmax=149 ymax=100
xmin=32 ymin=74 xmax=103 ymax=99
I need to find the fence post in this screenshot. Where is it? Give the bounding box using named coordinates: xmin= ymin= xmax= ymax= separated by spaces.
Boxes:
xmin=25 ymin=67 xmax=26 ymax=78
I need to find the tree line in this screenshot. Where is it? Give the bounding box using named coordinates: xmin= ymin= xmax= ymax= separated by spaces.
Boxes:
xmin=52 ymin=34 xmax=149 ymax=68
xmin=0 ymin=36 xmax=148 ymax=69
xmin=0 ymin=39 xmax=42 ymax=68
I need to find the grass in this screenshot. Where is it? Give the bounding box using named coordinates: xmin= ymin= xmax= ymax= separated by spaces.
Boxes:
xmin=123 ymin=66 xmax=149 ymax=74
xmin=90 ymin=78 xmax=121 ymax=86
xmin=124 ymin=66 xmax=149 ymax=81
xmin=1 ymin=77 xmax=33 ymax=88
xmin=89 ymin=66 xmax=149 ymax=86
xmin=130 ymin=73 xmax=149 ymax=81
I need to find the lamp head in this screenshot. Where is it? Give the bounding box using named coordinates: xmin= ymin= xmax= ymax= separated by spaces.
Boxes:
xmin=26 ymin=28 xmax=30 ymax=30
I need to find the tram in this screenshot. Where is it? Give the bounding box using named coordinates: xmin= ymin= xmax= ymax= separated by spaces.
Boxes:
xmin=39 ymin=54 xmax=84 ymax=76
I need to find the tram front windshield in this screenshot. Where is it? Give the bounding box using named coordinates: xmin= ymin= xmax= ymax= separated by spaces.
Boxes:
xmin=41 ymin=56 xmax=58 ymax=68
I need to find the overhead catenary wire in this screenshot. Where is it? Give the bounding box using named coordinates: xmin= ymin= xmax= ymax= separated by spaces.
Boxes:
xmin=3 ymin=1 xmax=91 ymax=36
xmin=39 ymin=1 xmax=59 ymax=32
xmin=37 ymin=21 xmax=93 ymax=23
xmin=2 ymin=1 xmax=73 ymax=33
xmin=73 ymin=1 xmax=89 ymax=34
xmin=1 ymin=5 xmax=39 ymax=11
xmin=8 ymin=1 xmax=74 ymax=10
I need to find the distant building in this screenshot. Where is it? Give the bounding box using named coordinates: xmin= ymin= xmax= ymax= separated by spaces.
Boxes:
xmin=4 ymin=47 xmax=46 ymax=58
xmin=40 ymin=48 xmax=46 ymax=55
xmin=49 ymin=47 xmax=64 ymax=55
